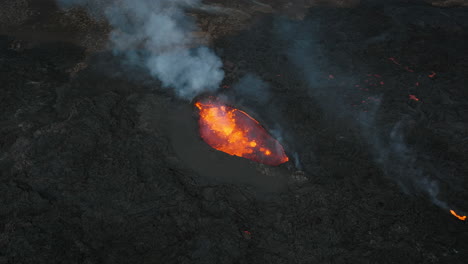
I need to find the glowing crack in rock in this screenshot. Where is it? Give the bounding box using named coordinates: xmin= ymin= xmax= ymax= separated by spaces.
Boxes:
xmin=450 ymin=210 xmax=466 ymax=221
xmin=195 ymin=98 xmax=289 ymax=166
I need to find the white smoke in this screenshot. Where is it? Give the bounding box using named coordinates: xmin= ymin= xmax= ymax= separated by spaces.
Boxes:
xmin=57 ymin=0 xmax=224 ymax=100
xmin=147 ymin=48 xmax=224 ymax=99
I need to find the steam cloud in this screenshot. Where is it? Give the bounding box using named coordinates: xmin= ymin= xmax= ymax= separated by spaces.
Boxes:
xmin=57 ymin=0 xmax=224 ymax=99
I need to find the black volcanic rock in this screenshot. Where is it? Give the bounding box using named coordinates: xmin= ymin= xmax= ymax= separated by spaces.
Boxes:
xmin=1 ymin=1 xmax=468 ymax=264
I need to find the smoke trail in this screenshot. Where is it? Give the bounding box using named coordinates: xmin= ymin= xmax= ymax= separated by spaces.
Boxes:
xmin=368 ymin=120 xmax=449 ymax=209
xmin=57 ymin=0 xmax=224 ymax=100
xmin=275 ymin=16 xmax=461 ymax=212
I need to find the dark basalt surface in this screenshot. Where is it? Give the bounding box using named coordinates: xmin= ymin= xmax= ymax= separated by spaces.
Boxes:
xmin=1 ymin=1 xmax=468 ymax=263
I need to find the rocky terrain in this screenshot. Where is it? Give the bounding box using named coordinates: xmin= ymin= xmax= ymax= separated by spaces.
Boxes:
xmin=1 ymin=0 xmax=468 ymax=263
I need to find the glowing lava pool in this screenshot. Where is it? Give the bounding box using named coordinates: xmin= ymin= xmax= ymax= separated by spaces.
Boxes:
xmin=195 ymin=98 xmax=289 ymax=166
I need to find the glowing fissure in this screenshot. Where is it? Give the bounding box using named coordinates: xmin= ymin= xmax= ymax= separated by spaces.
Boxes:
xmin=195 ymin=98 xmax=289 ymax=166
xmin=450 ymin=210 xmax=466 ymax=221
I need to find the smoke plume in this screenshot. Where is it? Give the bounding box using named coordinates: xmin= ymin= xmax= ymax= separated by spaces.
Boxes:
xmin=57 ymin=0 xmax=224 ymax=100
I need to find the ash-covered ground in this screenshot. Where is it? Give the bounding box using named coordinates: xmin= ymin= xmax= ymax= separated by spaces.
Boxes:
xmin=1 ymin=0 xmax=468 ymax=263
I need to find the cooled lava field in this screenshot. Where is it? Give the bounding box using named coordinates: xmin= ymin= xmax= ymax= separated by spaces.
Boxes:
xmin=1 ymin=0 xmax=468 ymax=263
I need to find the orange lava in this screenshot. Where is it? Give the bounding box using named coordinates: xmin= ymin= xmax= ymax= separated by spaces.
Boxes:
xmin=450 ymin=210 xmax=466 ymax=221
xmin=195 ymin=98 xmax=289 ymax=166
xmin=409 ymin=94 xmax=420 ymax=101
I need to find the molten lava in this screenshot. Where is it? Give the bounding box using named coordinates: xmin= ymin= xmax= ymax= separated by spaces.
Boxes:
xmin=195 ymin=98 xmax=289 ymax=166
xmin=409 ymin=94 xmax=420 ymax=101
xmin=450 ymin=210 xmax=466 ymax=221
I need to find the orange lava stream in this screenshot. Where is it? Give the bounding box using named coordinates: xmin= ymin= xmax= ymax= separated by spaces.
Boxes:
xmin=450 ymin=210 xmax=466 ymax=221
xmin=195 ymin=98 xmax=288 ymax=166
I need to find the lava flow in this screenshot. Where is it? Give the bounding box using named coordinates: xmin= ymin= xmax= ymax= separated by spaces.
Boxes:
xmin=450 ymin=210 xmax=467 ymax=221
xmin=195 ymin=98 xmax=289 ymax=166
